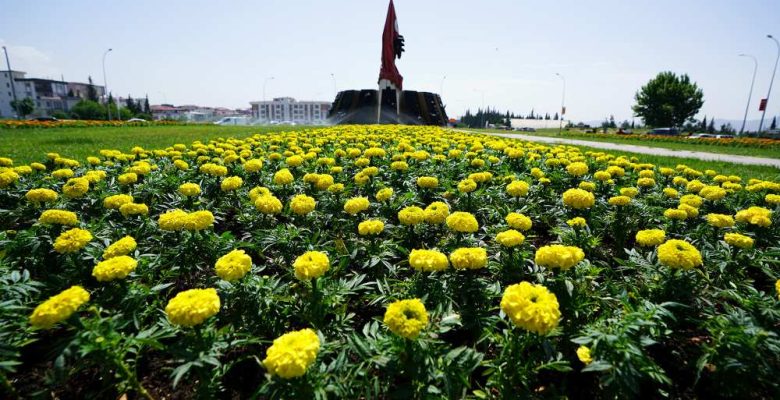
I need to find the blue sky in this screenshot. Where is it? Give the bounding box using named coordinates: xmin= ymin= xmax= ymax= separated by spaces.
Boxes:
xmin=2 ymin=0 xmax=779 ymax=123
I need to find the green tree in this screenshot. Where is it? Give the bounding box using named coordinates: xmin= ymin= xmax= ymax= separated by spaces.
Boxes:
xmin=632 ymin=71 xmax=704 ymax=127
xmin=144 ymin=96 xmax=150 ymax=114
xmin=707 ymin=118 xmax=715 ymax=133
xmin=71 ymin=100 xmax=106 ymax=120
xmin=771 ymin=116 xmax=777 ymax=130
xmin=87 ymin=76 xmax=99 ymax=102
xmin=10 ymin=98 xmax=35 ymax=119
xmin=700 ymin=116 xmax=707 ymax=131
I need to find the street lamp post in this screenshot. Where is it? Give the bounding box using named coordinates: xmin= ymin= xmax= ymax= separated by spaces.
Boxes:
xmin=262 ymin=77 xmax=274 ymax=122
xmin=2 ymin=46 xmax=19 ymax=119
xmin=102 ymin=48 xmax=112 ymax=121
xmin=738 ymin=54 xmax=758 ymax=135
xmin=440 ymin=75 xmax=447 ymax=99
xmin=330 ymin=73 xmax=337 ymax=97
xmin=555 ymin=73 xmax=566 ymax=135
xmin=758 ymin=34 xmax=780 ymax=134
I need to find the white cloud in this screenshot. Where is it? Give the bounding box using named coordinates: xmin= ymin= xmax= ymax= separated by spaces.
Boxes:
xmin=0 ymin=39 xmax=61 ymax=79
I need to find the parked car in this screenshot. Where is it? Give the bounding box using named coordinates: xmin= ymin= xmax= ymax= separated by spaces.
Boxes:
xmin=687 ymin=133 xmax=715 ymax=139
xmin=715 ymin=134 xmax=734 ymax=139
xmin=648 ymin=127 xmax=679 ymax=136
xmin=126 ymin=118 xmax=147 ymax=123
xmin=30 ymin=116 xmax=58 ymax=122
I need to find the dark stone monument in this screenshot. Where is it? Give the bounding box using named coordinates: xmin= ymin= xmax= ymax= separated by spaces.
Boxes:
xmin=328 ymin=0 xmax=449 ymax=126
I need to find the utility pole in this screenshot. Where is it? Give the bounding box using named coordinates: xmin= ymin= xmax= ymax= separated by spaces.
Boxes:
xmin=738 ymin=54 xmax=758 ymax=135
xmin=758 ymin=35 xmax=779 ymax=133
xmin=2 ymin=46 xmax=20 ymax=119
xmin=102 ymin=48 xmax=113 ymax=120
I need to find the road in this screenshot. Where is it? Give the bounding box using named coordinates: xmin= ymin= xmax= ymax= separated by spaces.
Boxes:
xmin=482 ymin=132 xmax=780 ymax=168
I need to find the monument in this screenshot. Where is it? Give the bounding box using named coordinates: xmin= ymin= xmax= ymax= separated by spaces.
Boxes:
xmin=328 ymin=0 xmax=449 ymax=126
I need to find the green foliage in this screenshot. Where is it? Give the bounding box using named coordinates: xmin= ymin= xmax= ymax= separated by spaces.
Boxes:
xmin=632 ymin=71 xmax=704 ymax=128
xmin=70 ymin=100 xmax=107 ymax=120
xmin=10 ymin=98 xmax=35 ymax=119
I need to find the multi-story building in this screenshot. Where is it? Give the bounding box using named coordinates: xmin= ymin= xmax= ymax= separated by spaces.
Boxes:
xmin=0 ymin=70 xmax=106 ymax=118
xmin=0 ymin=70 xmax=35 ymax=118
xmin=250 ymin=97 xmax=331 ymax=124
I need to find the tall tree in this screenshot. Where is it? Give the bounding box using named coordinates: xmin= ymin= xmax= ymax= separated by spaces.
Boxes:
xmin=632 ymin=71 xmax=704 ymax=127
xmin=87 ymin=76 xmax=99 ymax=102
xmin=707 ymin=118 xmax=715 ymax=133
xmin=144 ymin=95 xmax=151 ymax=114
xmin=701 ymin=116 xmax=707 ymax=131
xmin=771 ymin=116 xmax=777 ymax=130
xmin=10 ymin=98 xmax=35 ymax=119
xmin=553 ymin=112 xmax=559 ymax=120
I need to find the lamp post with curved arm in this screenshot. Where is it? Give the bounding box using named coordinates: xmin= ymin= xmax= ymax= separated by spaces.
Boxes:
xmin=738 ymin=54 xmax=758 ymax=135
xmin=758 ymin=35 xmax=779 ymax=133
xmin=102 ymin=48 xmax=113 ymax=121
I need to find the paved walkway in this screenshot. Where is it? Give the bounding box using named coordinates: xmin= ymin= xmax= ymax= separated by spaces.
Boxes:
xmin=483 ymin=132 xmax=780 ymax=168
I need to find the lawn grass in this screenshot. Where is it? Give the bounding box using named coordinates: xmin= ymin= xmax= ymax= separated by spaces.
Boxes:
xmin=1 ymin=124 xmax=777 ymax=182
xmin=0 ymin=125 xmax=290 ymax=164
xmin=467 ymin=128 xmax=780 ymax=159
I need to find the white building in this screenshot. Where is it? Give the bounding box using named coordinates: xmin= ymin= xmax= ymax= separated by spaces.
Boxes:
xmin=0 ymin=70 xmax=35 ymax=118
xmin=250 ymin=97 xmax=331 ymax=124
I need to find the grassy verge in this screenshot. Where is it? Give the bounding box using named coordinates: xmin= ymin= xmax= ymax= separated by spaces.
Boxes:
xmin=466 ymin=128 xmax=780 ymax=159
xmin=0 ymin=125 xmax=291 ymax=164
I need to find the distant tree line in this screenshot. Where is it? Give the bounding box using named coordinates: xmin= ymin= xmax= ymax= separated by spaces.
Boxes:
xmin=460 ymin=108 xmax=559 ymax=128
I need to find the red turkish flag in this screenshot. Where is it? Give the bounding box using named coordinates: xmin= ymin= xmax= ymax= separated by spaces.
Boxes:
xmin=378 ymin=0 xmax=403 ymax=89
xmin=759 ymin=98 xmax=767 ymax=111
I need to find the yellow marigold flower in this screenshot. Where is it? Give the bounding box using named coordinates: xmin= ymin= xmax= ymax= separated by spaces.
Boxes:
xmin=579 ymin=181 xmax=596 ymax=192
xmin=594 ymin=171 xmax=611 ymax=181
xmin=663 ymin=187 xmax=679 ymax=198
xmin=183 ymin=210 xmax=214 ymax=231
xmin=776 ymin=279 xmax=780 ymax=299
xmin=724 ymin=233 xmax=754 ymax=249
xmin=686 ymin=180 xmax=705 ymax=193
xmin=506 ymin=180 xmax=529 ymax=197
xmin=248 ymin=186 xmax=271 ymax=201
xmin=567 ymin=217 xmax=587 ymax=228
xmin=104 ymin=194 xmax=134 ymax=209
xmin=215 ymin=249 xmax=252 ymax=282
xmin=327 ymin=183 xmax=344 ymax=193
xmin=92 ymin=255 xmax=138 ymax=282
xmin=391 ymin=161 xmax=409 ymax=171
xmin=83 ymin=170 xmax=107 ymax=183
xmin=608 ymin=195 xmax=631 ymax=206
xmin=53 ymin=228 xmax=92 ymax=254
xmin=179 ymin=183 xmax=201 ymax=197
xmin=500 ymin=281 xmax=560 ymax=335
xmin=735 ymin=206 xmax=772 ymax=227
xmin=103 ymin=236 xmax=137 ymax=259
xmin=531 ymin=167 xmax=545 ymax=179
xmin=293 ymin=251 xmax=329 ymax=280
xmin=506 ymin=212 xmax=532 ymax=231
xmin=424 ymin=201 xmax=450 ymax=224
xmin=664 ymin=208 xmax=688 ymax=220
xmin=680 ymin=194 xmax=703 ymax=208
xmin=706 ymin=213 xmax=735 ymax=228
xmin=165 ymin=288 xmax=220 ymax=327
xmin=273 ymin=168 xmax=294 ymax=185
xmin=637 ymin=177 xmax=655 ymax=187
xmin=255 ymin=195 xmax=283 ymax=214
xmin=562 ymin=188 xmax=595 ymax=209
xmin=38 ymin=209 xmax=78 ymax=226
xmin=577 ymin=346 xmax=593 ymax=364
xmin=220 ymin=176 xmax=244 ymax=192
xmin=699 ymin=185 xmax=726 ymax=201
xmin=344 ymin=197 xmax=370 ymax=215
xmin=446 ymin=211 xmax=479 ymax=233
xmin=358 ymin=219 xmax=385 ymax=236
xmin=449 ymin=247 xmax=488 ymax=270
xmin=766 ymin=194 xmax=780 ymax=205
xmin=290 ymin=194 xmax=316 ymax=215
xmin=29 ymin=286 xmax=90 ymax=329
xmin=26 ymin=188 xmax=58 ymax=203
xmin=375 ymin=187 xmax=394 ymax=202
xmin=496 ymin=229 xmax=525 ymax=247
xmin=174 ymin=159 xmax=189 ymax=171
xmin=263 ymin=328 xmax=321 ymax=379
xmin=118 ymin=172 xmax=138 ymax=185
xmin=399 ymin=206 xmax=426 ymax=225
xmin=199 ymin=163 xmax=228 ymax=176
xmin=51 ymin=168 xmax=74 ymax=179
xmin=119 ymin=203 xmax=149 ymax=217
xmin=458 ymin=178 xmax=477 ymax=193
xmin=535 ymin=245 xmax=585 ymax=270
xmin=244 ymin=158 xmax=263 ymax=173
xmin=63 ymin=177 xmax=89 ymax=198
xmin=619 ymin=187 xmax=639 ymax=198
xmin=384 ymin=299 xmax=429 ymax=339
xmin=31 ymin=162 xmax=46 ymax=171
xmin=566 ymin=162 xmax=589 ymax=176
xmin=408 ymin=249 xmax=449 ymax=272
xmin=635 ymin=229 xmax=666 ymax=247
xmin=657 ymin=239 xmax=703 ymax=269
xmin=0 ymin=157 xmax=12 ymax=167
xmin=678 ymin=204 xmax=699 ymax=218
xmin=417 ymin=176 xmax=439 ymax=189
xmin=158 ymin=209 xmax=189 ymax=230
